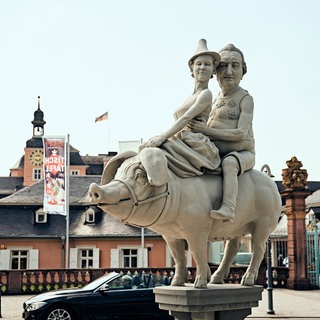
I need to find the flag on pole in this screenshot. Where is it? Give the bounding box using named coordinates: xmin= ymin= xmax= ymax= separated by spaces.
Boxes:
xmin=95 ymin=111 xmax=108 ymax=123
xmin=43 ymin=136 xmax=66 ymax=215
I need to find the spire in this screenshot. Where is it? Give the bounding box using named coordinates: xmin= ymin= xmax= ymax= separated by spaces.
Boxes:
xmin=32 ymin=96 xmax=46 ymax=137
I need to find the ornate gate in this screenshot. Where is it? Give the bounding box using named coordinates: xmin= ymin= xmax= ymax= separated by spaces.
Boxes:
xmin=306 ymin=214 xmax=319 ymax=288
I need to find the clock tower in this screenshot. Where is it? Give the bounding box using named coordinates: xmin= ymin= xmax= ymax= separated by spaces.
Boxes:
xmin=24 ymin=97 xmax=46 ymax=186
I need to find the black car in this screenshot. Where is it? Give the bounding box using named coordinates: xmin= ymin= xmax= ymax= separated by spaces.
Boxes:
xmin=22 ymin=272 xmax=173 ymax=320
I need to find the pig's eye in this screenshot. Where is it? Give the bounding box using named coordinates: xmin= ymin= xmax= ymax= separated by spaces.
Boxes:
xmin=136 ymin=170 xmax=147 ymax=182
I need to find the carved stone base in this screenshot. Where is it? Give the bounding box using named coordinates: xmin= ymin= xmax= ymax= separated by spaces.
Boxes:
xmin=153 ymin=284 xmax=263 ymax=320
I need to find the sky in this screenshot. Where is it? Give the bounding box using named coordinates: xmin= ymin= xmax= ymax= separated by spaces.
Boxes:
xmin=1 ymin=0 xmax=319 ymax=181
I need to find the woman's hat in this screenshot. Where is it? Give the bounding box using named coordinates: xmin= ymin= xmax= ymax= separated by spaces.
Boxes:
xmin=188 ymin=39 xmax=220 ymax=69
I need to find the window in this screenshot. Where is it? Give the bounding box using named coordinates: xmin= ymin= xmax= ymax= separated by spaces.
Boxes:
xmin=0 ymin=249 xmax=38 ymax=270
xmin=110 ymin=247 xmax=148 ymax=268
xmin=84 ymin=207 xmax=95 ymax=224
xmin=122 ymin=249 xmax=138 ymax=268
xmin=71 ymin=170 xmax=79 ymax=176
xmin=33 ymin=168 xmax=42 ymax=180
xmin=35 ymin=208 xmax=47 ymax=223
xmin=80 ymin=249 xmax=94 ymax=268
xmin=69 ymin=247 xmax=99 ymax=269
xmin=11 ymin=250 xmax=28 ymax=269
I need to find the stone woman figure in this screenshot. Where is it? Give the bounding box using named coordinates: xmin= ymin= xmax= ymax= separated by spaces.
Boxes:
xmin=140 ymin=39 xmax=221 ymax=177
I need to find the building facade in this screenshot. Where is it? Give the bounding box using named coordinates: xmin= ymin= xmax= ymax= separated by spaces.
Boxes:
xmin=0 ymin=98 xmax=182 ymax=271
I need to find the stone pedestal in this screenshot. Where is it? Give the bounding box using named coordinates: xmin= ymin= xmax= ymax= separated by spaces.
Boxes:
xmin=154 ymin=284 xmax=263 ymax=320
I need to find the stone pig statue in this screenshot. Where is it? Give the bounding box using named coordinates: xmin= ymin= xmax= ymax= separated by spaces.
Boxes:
xmin=89 ymin=147 xmax=281 ymax=288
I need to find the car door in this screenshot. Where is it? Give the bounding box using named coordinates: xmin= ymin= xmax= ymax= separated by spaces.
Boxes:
xmin=87 ymin=287 xmax=156 ymax=319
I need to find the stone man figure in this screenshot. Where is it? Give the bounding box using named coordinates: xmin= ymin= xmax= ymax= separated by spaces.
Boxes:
xmin=188 ymin=44 xmax=255 ymax=222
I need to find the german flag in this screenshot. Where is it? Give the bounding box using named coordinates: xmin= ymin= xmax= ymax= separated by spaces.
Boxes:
xmin=95 ymin=111 xmax=108 ymax=123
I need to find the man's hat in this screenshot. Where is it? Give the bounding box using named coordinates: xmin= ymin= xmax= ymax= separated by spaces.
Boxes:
xmin=188 ymin=39 xmax=220 ymax=69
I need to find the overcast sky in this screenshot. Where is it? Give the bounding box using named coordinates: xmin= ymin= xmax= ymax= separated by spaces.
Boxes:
xmin=1 ymin=0 xmax=319 ymax=181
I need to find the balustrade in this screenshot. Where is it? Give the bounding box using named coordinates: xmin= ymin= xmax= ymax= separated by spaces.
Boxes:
xmin=0 ymin=265 xmax=289 ymax=295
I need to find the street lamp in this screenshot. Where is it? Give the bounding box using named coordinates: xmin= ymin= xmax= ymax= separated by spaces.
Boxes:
xmin=267 ymin=237 xmax=275 ymax=314
xmin=261 ymin=164 xmax=275 ymax=315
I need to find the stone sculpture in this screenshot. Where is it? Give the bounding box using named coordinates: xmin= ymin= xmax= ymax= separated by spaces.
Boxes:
xmin=282 ymin=156 xmax=308 ymax=189
xmin=88 ymin=40 xmax=282 ymax=288
xmin=89 ymin=148 xmax=281 ymax=288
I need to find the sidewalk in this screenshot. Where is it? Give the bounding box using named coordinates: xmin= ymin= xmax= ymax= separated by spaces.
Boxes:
xmin=248 ymin=288 xmax=320 ymax=319
xmin=0 ymin=288 xmax=319 ymax=319
xmin=1 ymin=294 xmax=33 ymax=320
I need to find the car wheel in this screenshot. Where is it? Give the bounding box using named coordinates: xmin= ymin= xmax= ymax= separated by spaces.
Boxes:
xmin=45 ymin=306 xmax=74 ymax=320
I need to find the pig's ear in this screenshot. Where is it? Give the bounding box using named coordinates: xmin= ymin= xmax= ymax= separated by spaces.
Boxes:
xmin=101 ymin=151 xmax=137 ymax=185
xmin=139 ymin=148 xmax=171 ymax=186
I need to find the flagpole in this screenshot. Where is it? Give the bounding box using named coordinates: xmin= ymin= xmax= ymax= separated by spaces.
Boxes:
xmin=107 ymin=125 xmax=110 ymax=153
xmin=141 ymin=227 xmax=145 ymax=267
xmin=65 ymin=134 xmax=70 ymax=269
xmin=94 ymin=111 xmax=109 ymax=153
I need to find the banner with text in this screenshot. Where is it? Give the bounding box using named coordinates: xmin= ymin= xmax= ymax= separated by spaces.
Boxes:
xmin=43 ymin=136 xmax=66 ymax=215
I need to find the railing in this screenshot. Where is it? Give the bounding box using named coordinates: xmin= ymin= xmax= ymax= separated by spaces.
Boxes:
xmin=0 ymin=265 xmax=289 ymax=295
xmin=306 ymin=220 xmax=320 ymax=288
xmin=266 ymin=266 xmax=289 ymax=288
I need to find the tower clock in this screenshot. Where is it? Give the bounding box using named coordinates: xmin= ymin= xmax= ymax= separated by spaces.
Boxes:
xmin=29 ymin=149 xmax=44 ymax=166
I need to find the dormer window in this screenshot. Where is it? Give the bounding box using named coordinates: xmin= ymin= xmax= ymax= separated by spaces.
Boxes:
xmin=84 ymin=207 xmax=96 ymax=224
xmin=35 ymin=208 xmax=47 ymax=223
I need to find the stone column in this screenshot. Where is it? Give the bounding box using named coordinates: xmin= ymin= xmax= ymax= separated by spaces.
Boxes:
xmin=281 ymin=156 xmax=312 ymax=290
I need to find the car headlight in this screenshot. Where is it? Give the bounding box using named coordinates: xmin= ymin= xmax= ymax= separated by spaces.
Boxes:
xmin=26 ymin=301 xmax=47 ymax=311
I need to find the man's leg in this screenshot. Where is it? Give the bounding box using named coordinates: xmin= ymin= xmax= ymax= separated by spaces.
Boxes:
xmin=210 ymin=156 xmax=239 ymax=222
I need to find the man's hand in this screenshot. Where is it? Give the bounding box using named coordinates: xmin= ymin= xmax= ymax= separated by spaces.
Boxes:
xmin=187 ymin=119 xmax=208 ymax=134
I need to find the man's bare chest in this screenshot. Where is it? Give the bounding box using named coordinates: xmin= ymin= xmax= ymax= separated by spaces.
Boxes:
xmin=212 ymin=98 xmax=241 ymax=121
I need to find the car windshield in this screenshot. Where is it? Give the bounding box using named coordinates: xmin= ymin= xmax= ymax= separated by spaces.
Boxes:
xmin=82 ymin=272 xmax=119 ymax=291
xmin=81 ymin=272 xmax=168 ymax=292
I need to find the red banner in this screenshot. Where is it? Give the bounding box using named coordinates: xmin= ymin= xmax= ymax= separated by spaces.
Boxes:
xmin=43 ymin=137 xmax=66 ymax=215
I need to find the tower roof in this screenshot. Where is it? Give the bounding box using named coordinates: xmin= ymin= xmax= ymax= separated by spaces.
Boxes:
xmin=31 ymin=96 xmax=46 ymax=127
